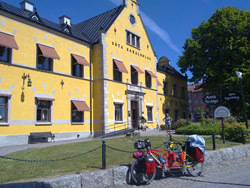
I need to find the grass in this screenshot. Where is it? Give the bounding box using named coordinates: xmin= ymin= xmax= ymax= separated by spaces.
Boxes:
xmin=0 ymin=135 xmax=244 ymax=184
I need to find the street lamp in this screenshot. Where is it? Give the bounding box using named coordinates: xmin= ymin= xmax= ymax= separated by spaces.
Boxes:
xmin=235 ymin=71 xmax=249 ymax=129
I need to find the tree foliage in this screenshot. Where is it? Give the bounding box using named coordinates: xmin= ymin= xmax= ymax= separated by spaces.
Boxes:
xmin=178 ymin=7 xmax=250 ymax=118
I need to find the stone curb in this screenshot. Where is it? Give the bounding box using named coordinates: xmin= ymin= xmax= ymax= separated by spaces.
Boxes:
xmin=1 ymin=144 xmax=250 ymax=188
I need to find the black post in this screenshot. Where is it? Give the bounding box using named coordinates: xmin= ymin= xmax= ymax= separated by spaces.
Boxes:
xmin=222 ymin=118 xmax=225 ymax=144
xmin=102 ymin=140 xmax=106 ymax=170
xmin=240 ymin=78 xmax=249 ymax=129
xmin=212 ymin=131 xmax=216 ymax=150
xmin=242 ymin=128 xmax=245 ymax=144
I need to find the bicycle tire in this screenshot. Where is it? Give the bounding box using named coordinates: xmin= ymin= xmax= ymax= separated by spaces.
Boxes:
xmin=186 ymin=159 xmax=204 ymax=176
xmin=130 ymin=158 xmax=156 ymax=185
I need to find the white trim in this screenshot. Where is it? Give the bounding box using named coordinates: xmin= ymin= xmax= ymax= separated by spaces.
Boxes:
xmin=71 ymin=97 xmax=85 ymax=101
xmin=35 ymin=93 xmax=54 ymax=99
xmin=113 ymin=102 xmax=124 ymax=122
xmin=146 ymin=103 xmax=153 ymax=107
xmin=146 ymin=105 xmax=153 ymax=122
xmin=0 ymin=89 xmax=12 ymax=95
xmin=35 ymin=122 xmax=52 ymax=125
xmin=12 ymin=62 xmax=36 ymax=69
xmin=112 ymin=57 xmax=123 ymax=62
xmin=53 ymin=70 xmax=71 ymax=76
xmin=125 ymin=29 xmax=141 ymax=38
xmin=36 ymin=42 xmax=55 ymax=49
xmin=0 ymin=30 xmax=14 ymax=36
xmin=71 ymin=52 xmax=86 ymax=58
xmin=113 ymin=99 xmax=124 ymax=103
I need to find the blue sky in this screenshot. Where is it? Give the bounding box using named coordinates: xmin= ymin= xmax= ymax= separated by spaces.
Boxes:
xmin=5 ymin=0 xmax=250 ymax=82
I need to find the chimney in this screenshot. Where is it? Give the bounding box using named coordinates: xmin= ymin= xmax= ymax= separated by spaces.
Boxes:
xmin=20 ymin=0 xmax=34 ymax=12
xmin=59 ymin=15 xmax=71 ymax=26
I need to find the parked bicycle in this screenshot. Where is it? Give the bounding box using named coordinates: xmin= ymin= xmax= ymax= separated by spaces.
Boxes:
xmin=130 ymin=136 xmax=205 ymax=185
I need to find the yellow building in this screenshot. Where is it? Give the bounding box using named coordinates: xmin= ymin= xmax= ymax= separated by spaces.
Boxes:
xmin=157 ymin=57 xmax=188 ymax=126
xmin=0 ymin=0 xmax=187 ymax=146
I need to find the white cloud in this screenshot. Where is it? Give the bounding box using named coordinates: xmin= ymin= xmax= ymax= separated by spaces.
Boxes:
xmin=109 ymin=0 xmax=181 ymax=55
xmin=140 ymin=12 xmax=181 ymax=55
xmin=109 ymin=0 xmax=121 ymax=6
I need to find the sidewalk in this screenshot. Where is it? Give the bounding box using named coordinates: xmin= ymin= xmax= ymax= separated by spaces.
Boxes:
xmin=0 ymin=129 xmax=182 ymax=156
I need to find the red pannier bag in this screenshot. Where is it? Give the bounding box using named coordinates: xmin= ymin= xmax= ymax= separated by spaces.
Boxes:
xmin=195 ymin=147 xmax=204 ymax=163
xmin=145 ymin=156 xmax=155 ymax=175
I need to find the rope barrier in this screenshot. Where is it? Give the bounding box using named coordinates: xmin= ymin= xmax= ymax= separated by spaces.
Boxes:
xmin=106 ymin=145 xmax=134 ymax=153
xmin=0 ymin=146 xmax=102 ymax=162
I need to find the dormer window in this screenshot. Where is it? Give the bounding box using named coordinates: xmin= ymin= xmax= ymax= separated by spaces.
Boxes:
xmin=20 ymin=0 xmax=34 ymax=12
xmin=59 ymin=15 xmax=71 ymax=26
xmin=31 ymin=15 xmax=38 ymax=21
xmin=64 ymin=28 xmax=70 ymax=33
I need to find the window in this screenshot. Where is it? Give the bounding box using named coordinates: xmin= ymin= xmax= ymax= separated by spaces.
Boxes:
xmin=174 ymin=109 xmax=179 ymax=121
xmin=71 ymin=100 xmax=90 ymax=123
xmin=115 ymin=104 xmax=123 ymax=122
xmin=195 ymin=101 xmax=199 ymax=105
xmin=0 ymin=31 xmax=18 ymax=63
xmin=173 ymin=84 xmax=177 ymax=97
xmin=72 ymin=55 xmax=83 ymax=78
xmin=36 ymin=100 xmax=52 ymax=122
xmin=188 ymin=99 xmax=192 ymax=104
xmin=181 ymin=87 xmax=186 ymax=98
xmin=183 ymin=112 xmax=186 ymax=119
xmin=36 ymin=44 xmax=60 ymax=72
xmin=130 ymin=15 xmax=136 ymax=24
xmin=188 ymin=93 xmax=191 ymax=98
xmin=0 ymin=97 xmax=8 ymax=122
xmin=37 ymin=47 xmax=53 ymax=71
xmin=72 ymin=103 xmax=84 ymax=123
xmin=131 ymin=66 xmax=138 ymax=85
xmin=113 ymin=61 xmax=122 ymax=82
xmin=163 ymin=81 xmax=168 ymax=95
xmin=147 ymin=106 xmax=153 ymax=122
xmin=126 ymin=31 xmax=140 ymax=49
xmin=0 ymin=46 xmax=11 ymax=63
xmin=145 ymin=71 xmax=151 ymax=88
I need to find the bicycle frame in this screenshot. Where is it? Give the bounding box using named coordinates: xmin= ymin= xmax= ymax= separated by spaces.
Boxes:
xmin=147 ymin=148 xmax=186 ymax=170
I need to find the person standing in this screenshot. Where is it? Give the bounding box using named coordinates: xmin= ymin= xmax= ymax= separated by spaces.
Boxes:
xmin=163 ymin=113 xmax=173 ymax=136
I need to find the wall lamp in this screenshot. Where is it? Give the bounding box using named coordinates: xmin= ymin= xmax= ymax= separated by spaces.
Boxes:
xmin=22 ymin=73 xmax=32 ymax=88
xmin=61 ymin=79 xmax=64 ymax=89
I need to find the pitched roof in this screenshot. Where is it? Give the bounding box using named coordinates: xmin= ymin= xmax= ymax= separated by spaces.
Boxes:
xmin=157 ymin=63 xmax=187 ymax=80
xmin=0 ymin=1 xmax=125 ymax=44
xmin=72 ymin=5 xmax=125 ymax=44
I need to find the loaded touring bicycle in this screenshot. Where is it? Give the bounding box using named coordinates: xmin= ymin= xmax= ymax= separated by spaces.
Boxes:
xmin=131 ymin=135 xmax=205 ymax=185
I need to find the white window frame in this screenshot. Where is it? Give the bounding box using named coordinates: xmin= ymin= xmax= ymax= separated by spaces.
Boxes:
xmin=146 ymin=106 xmax=153 ymax=123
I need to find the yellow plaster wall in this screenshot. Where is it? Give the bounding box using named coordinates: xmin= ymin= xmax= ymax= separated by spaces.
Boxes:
xmin=103 ymin=2 xmax=156 ymax=87
xmin=0 ymin=15 xmax=91 ymax=136
xmin=157 ymin=71 xmax=188 ymax=123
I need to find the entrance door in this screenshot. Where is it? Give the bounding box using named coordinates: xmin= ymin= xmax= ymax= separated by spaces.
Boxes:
xmin=131 ymin=101 xmax=138 ymax=129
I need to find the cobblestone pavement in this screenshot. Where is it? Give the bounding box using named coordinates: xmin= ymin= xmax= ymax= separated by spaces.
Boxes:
xmin=121 ymin=156 xmax=250 ymax=188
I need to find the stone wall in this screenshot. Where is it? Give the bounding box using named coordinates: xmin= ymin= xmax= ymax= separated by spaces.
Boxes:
xmin=1 ymin=144 xmax=250 ymax=188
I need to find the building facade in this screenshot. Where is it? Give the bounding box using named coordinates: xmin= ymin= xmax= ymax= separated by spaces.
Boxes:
xmin=188 ymin=83 xmax=213 ymax=120
xmin=0 ymin=0 xmax=188 ymax=146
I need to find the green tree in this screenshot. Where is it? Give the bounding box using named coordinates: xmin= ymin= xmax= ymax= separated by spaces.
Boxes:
xmin=178 ymin=7 xmax=250 ymax=118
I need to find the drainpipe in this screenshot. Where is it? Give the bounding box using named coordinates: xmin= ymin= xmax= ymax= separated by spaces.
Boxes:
xmin=90 ymin=46 xmax=93 ymax=135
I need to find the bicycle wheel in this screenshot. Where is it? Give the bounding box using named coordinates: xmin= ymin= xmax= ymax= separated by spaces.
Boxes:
xmin=130 ymin=159 xmax=156 ymax=185
xmin=186 ymin=160 xmax=204 ymax=176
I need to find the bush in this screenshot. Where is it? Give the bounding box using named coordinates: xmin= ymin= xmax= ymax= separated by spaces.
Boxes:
xmin=173 ymin=119 xmax=191 ymax=129
xmin=175 ymin=122 xmax=220 ymax=135
xmin=224 ymin=116 xmax=237 ymax=124
xmin=220 ymin=122 xmax=250 ymax=143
